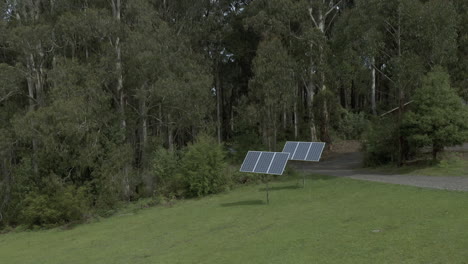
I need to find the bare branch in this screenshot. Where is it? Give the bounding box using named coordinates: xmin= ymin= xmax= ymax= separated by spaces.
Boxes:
xmin=325 ymin=9 xmax=339 ymax=32
xmin=325 ymin=0 xmax=342 ymax=18
xmin=372 ymin=63 xmax=395 ymax=84
xmin=380 ymin=101 xmax=414 ymax=117
xmin=0 ymin=91 xmax=17 ymax=104
xmin=308 ymin=8 xmax=319 ymax=28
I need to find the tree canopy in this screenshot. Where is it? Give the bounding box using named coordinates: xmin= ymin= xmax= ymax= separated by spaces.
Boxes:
xmin=0 ymin=0 xmax=466 ymax=228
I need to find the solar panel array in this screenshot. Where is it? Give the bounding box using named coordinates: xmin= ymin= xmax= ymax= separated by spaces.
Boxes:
xmin=282 ymin=142 xmax=325 ymax=161
xmin=240 ymin=151 xmax=290 ymax=175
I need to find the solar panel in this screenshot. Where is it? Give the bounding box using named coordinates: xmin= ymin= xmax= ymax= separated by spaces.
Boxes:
xmin=282 ymin=141 xmax=325 ymax=161
xmin=255 ymin=152 xmax=274 ymax=173
xmin=292 ymin=142 xmax=310 ymax=160
xmin=268 ymin=153 xmax=290 ymax=175
xmin=305 ymin=142 xmax=325 ymax=161
xmin=282 ymin=142 xmax=298 ymax=159
xmin=240 ymin=151 xmax=261 ymax=172
xmin=239 ymin=151 xmax=290 ymax=175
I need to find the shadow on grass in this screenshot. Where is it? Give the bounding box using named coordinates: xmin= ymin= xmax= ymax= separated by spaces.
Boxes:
xmin=258 ymin=185 xmax=301 ymax=192
xmin=220 ymin=200 xmax=264 ymax=207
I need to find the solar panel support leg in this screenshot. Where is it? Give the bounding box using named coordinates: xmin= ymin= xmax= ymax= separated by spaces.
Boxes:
xmin=266 ymin=179 xmax=269 ymax=205
xmin=303 ymin=175 xmax=305 ymax=188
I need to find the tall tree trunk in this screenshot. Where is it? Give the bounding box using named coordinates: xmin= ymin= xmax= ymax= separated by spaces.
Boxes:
xmin=293 ymin=101 xmax=298 ymax=140
xmin=307 ymin=42 xmax=318 ymax=142
xmin=111 ymin=0 xmax=126 ymax=137
xmin=396 ymin=7 xmax=405 ymax=166
xmin=308 ymin=86 xmax=317 ymax=142
xmin=139 ymin=87 xmax=148 ymax=167
xmin=215 ymin=63 xmax=222 ymax=144
xmin=167 ymin=113 xmax=174 ymax=152
xmin=26 ymin=54 xmax=38 ymax=175
xmin=230 ymin=108 xmax=234 ymax=133
xmin=371 ymin=56 xmax=377 ymax=115
xmin=283 ymin=105 xmax=287 ymax=130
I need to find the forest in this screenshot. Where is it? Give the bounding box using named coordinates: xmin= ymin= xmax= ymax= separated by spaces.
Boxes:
xmin=0 ymin=0 xmax=467 ymax=228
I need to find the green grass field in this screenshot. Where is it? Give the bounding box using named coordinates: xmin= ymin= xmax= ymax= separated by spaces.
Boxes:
xmin=1 ymin=175 xmax=468 ymax=264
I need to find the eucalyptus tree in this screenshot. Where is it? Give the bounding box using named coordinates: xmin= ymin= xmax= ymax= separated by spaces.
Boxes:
xmin=332 ymin=0 xmax=385 ymax=115
xmin=250 ymin=37 xmax=295 ymax=150
xmin=301 ymin=0 xmax=347 ymax=143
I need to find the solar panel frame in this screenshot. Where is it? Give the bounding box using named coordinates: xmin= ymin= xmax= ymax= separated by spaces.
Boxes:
xmin=282 ymin=142 xmax=298 ymax=160
xmin=239 ymin=151 xmax=290 ymax=175
xmin=292 ymin=142 xmax=310 ymax=160
xmin=239 ymin=151 xmax=262 ymax=173
xmin=282 ymin=141 xmax=326 ymax=162
xmin=267 ymin=152 xmax=290 ymax=175
xmin=305 ymin=142 xmax=325 ymax=161
xmin=254 ymin=152 xmax=275 ymax=173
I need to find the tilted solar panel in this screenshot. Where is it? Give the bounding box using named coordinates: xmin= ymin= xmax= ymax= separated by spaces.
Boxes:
xmin=239 ymin=151 xmax=290 ymax=175
xmin=255 ymin=152 xmax=275 ymax=173
xmin=305 ymin=142 xmax=325 ymax=161
xmin=282 ymin=142 xmax=298 ymax=159
xmin=268 ymin=153 xmax=290 ymax=175
xmin=240 ymin=151 xmax=261 ymax=173
xmin=282 ymin=141 xmax=326 ymax=161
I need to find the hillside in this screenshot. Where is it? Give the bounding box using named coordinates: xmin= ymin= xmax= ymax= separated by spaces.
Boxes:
xmin=1 ymin=174 xmax=468 ymax=264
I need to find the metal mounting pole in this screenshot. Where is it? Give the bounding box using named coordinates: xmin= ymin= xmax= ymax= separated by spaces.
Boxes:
xmin=266 ymin=180 xmax=269 ymax=204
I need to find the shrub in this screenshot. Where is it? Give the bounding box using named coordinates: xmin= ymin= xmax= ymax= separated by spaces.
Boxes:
xmin=180 ymin=134 xmax=228 ymax=197
xmin=20 ymin=176 xmax=89 ymax=228
xmin=151 ymin=147 xmax=184 ymax=198
xmin=337 ymin=111 xmax=370 ymax=140
xmin=363 ymin=118 xmax=401 ymax=166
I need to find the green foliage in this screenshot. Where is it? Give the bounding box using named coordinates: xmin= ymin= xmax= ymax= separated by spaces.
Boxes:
xmin=336 ymin=111 xmax=370 ymax=140
xmin=313 ymin=89 xmax=343 ymax=139
xmin=402 ymin=67 xmax=468 ymax=159
xmin=180 ymin=134 xmax=228 ymax=198
xmin=1 ymin=0 xmax=467 ymax=229
xmin=20 ymin=177 xmax=89 ymax=228
xmin=150 ymin=147 xmax=184 ymax=198
xmin=3 ymin=177 xmax=468 ymax=263
xmin=363 ymin=118 xmax=400 ymax=166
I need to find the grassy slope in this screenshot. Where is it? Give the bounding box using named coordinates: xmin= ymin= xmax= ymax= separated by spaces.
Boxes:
xmin=1 ymin=175 xmax=468 ymax=264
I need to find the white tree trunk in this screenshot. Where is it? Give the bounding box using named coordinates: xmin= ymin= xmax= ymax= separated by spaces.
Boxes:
xmin=215 ymin=67 xmax=222 ymax=144
xmin=293 ymin=101 xmax=298 ymax=140
xmin=111 ymin=0 xmax=126 ymax=135
xmin=371 ymin=56 xmax=377 ymax=115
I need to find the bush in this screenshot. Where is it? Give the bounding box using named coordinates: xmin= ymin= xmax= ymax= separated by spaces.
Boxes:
xmin=363 ymin=118 xmax=401 ymax=166
xmin=180 ymin=134 xmax=228 ymax=197
xmin=151 ymin=147 xmax=184 ymax=198
xmin=20 ymin=177 xmax=89 ymax=228
xmin=337 ymin=111 xmax=370 ymax=140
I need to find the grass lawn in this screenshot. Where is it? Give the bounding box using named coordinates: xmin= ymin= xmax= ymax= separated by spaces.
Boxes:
xmin=1 ymin=175 xmax=468 ymax=264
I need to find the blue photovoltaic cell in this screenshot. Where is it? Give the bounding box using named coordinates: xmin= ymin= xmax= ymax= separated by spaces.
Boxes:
xmin=292 ymin=142 xmax=310 ymax=160
xmin=239 ymin=151 xmax=290 ymax=175
xmin=282 ymin=142 xmax=298 ymax=160
xmin=283 ymin=141 xmax=326 ymax=161
xmin=254 ymin=152 xmax=275 ymax=173
xmin=305 ymin=142 xmax=325 ymax=161
xmin=240 ymin=151 xmax=261 ymax=172
xmin=268 ymin=153 xmax=290 ymax=175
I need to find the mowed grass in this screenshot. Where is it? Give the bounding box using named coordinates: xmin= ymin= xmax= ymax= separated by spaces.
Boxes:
xmin=1 ymin=175 xmax=468 ymax=264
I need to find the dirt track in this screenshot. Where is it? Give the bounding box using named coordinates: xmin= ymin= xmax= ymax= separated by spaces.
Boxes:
xmin=291 ymin=147 xmax=468 ymax=192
